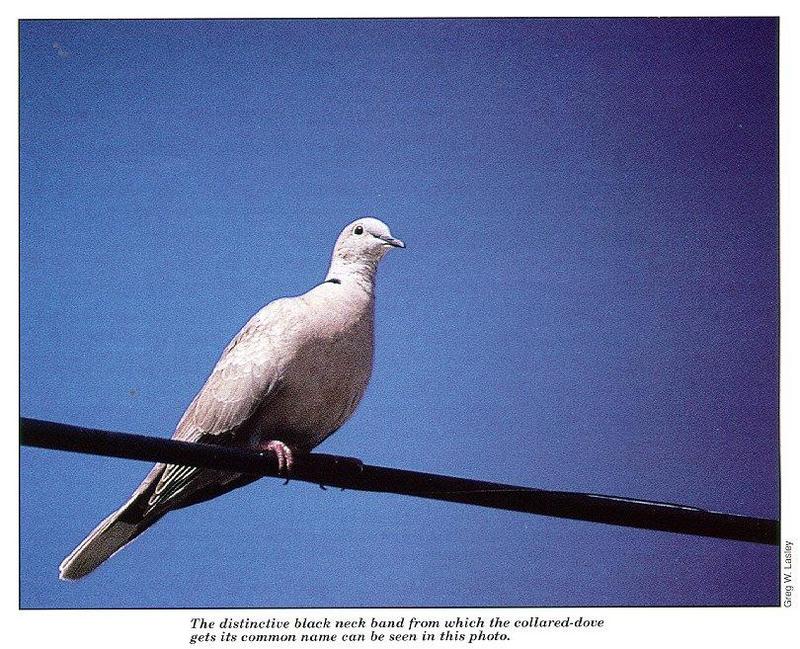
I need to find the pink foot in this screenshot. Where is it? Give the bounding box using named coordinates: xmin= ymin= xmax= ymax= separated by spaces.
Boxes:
xmin=262 ymin=440 xmax=294 ymax=478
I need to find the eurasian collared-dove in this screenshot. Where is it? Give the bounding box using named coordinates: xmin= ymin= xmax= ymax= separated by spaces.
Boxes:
xmin=59 ymin=218 xmax=404 ymax=580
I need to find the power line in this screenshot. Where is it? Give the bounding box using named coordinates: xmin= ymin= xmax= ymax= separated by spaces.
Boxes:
xmin=20 ymin=417 xmax=778 ymax=546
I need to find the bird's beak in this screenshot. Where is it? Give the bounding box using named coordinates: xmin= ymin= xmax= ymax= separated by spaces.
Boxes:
xmin=378 ymin=235 xmax=405 ymax=248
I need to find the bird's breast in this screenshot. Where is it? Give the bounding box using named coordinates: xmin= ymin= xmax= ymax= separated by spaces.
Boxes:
xmin=255 ymin=299 xmax=375 ymax=450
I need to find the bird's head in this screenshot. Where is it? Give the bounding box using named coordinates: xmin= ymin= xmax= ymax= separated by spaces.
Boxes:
xmin=331 ymin=217 xmax=405 ymax=265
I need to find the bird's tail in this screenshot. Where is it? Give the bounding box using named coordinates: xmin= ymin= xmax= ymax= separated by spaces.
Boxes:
xmin=59 ymin=468 xmax=165 ymax=581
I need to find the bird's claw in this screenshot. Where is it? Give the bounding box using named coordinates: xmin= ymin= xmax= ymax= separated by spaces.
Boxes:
xmin=262 ymin=440 xmax=294 ymax=480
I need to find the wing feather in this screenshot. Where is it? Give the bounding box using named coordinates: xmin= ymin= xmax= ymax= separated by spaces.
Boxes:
xmin=147 ymin=299 xmax=298 ymax=512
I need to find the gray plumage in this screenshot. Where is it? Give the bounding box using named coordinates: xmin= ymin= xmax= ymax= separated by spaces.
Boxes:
xmin=59 ymin=218 xmax=404 ymax=580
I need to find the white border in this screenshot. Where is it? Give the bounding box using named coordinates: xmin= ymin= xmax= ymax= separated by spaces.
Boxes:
xmin=6 ymin=2 xmax=797 ymax=647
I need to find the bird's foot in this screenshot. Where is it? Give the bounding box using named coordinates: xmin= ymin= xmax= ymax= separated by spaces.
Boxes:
xmin=262 ymin=440 xmax=294 ymax=480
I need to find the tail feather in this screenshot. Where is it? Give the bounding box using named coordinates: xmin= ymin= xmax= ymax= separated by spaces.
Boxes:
xmin=59 ymin=466 xmax=166 ymax=581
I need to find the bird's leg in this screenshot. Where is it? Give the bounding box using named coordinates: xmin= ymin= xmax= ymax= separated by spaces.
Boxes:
xmin=261 ymin=440 xmax=294 ymax=480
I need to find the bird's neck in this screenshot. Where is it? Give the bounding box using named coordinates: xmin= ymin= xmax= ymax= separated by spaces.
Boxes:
xmin=326 ymin=256 xmax=379 ymax=296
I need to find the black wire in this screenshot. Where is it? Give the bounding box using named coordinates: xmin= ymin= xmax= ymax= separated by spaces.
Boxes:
xmin=19 ymin=417 xmax=779 ymax=546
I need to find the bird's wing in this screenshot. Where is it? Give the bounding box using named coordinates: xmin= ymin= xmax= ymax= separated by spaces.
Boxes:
xmin=144 ymin=298 xmax=302 ymax=511
xmin=173 ymin=304 xmax=294 ymax=444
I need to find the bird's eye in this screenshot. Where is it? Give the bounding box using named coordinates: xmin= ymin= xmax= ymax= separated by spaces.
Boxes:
xmin=353 ymin=225 xmax=364 ymax=235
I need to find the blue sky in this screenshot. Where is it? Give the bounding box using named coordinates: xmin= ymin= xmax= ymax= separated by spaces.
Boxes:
xmin=20 ymin=18 xmax=778 ymax=608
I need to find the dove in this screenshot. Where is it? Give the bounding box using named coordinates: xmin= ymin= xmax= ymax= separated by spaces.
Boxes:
xmin=59 ymin=217 xmax=404 ymax=580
